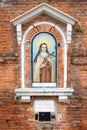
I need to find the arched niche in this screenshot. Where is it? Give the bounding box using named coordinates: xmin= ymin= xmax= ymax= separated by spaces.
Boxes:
xmin=21 ymin=22 xmax=66 ymax=89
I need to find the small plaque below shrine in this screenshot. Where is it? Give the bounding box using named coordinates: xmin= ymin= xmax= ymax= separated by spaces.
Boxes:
xmin=34 ymin=100 xmax=55 ymax=113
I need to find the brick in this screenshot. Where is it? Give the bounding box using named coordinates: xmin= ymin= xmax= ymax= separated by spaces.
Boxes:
xmin=0 ymin=1 xmax=87 ymax=130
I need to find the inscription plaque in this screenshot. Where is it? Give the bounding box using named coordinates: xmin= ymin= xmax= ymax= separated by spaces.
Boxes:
xmin=34 ymin=100 xmax=55 ymax=112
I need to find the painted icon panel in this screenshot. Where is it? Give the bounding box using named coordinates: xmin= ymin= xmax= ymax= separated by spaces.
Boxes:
xmin=31 ymin=32 xmax=57 ymax=87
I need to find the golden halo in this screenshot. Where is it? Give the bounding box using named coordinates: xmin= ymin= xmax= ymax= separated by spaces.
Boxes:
xmin=36 ymin=39 xmax=51 ymax=50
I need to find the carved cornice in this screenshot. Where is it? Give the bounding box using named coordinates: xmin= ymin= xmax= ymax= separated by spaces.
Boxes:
xmin=11 ymin=3 xmax=77 ymax=26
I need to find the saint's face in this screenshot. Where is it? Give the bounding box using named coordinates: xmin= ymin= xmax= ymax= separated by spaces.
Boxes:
xmin=41 ymin=44 xmax=47 ymax=52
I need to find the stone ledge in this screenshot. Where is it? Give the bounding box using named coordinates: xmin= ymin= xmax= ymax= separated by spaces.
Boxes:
xmin=15 ymin=88 xmax=74 ymax=102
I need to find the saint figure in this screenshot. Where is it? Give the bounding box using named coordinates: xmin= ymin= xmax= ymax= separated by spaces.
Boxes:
xmin=33 ymin=43 xmax=55 ymax=83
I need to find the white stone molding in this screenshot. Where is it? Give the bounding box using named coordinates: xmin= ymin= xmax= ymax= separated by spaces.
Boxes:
xmin=66 ymin=23 xmax=72 ymax=43
xmin=16 ymin=24 xmax=22 ymax=44
xmin=11 ymin=3 xmax=77 ymax=26
xmin=15 ymin=88 xmax=74 ymax=102
xmin=32 ymin=83 xmax=56 ymax=87
xmin=63 ymin=43 xmax=67 ymax=88
xmin=21 ymin=43 xmax=25 ymax=88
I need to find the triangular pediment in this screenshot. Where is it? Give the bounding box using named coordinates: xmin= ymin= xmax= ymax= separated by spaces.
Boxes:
xmin=11 ymin=3 xmax=77 ymax=26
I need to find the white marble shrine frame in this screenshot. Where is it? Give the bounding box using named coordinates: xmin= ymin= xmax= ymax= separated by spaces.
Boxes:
xmin=11 ymin=3 xmax=77 ymax=102
xmin=14 ymin=21 xmax=75 ymax=102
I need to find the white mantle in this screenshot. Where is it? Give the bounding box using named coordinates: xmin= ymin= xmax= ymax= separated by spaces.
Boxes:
xmin=15 ymin=88 xmax=74 ymax=102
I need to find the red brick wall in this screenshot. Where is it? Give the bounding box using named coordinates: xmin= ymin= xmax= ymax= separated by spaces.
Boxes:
xmin=0 ymin=1 xmax=87 ymax=130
